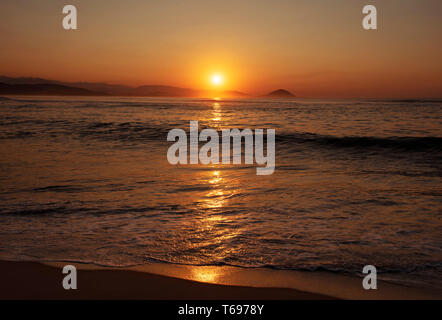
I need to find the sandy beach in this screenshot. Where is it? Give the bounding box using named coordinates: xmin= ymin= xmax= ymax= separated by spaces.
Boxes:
xmin=1 ymin=260 xmax=441 ymax=300
xmin=0 ymin=260 xmax=330 ymax=300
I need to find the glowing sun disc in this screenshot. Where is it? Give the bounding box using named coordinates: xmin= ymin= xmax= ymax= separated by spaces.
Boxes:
xmin=211 ymin=74 xmax=223 ymax=86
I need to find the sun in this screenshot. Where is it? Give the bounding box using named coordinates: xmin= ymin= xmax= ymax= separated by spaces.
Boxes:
xmin=211 ymin=74 xmax=223 ymax=86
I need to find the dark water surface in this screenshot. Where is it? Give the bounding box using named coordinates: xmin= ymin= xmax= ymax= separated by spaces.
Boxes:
xmin=0 ymin=96 xmax=441 ymax=289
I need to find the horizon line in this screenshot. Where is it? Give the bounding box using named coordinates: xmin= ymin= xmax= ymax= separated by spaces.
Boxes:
xmin=1 ymin=74 xmax=442 ymax=100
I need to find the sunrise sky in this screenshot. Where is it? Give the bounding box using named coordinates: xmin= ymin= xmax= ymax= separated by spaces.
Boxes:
xmin=1 ymin=0 xmax=441 ymax=98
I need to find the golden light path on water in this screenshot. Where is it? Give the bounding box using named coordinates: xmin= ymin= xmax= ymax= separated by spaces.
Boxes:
xmin=211 ymin=102 xmax=222 ymax=122
xmin=185 ymin=100 xmax=244 ymax=278
xmin=192 ymin=170 xmax=231 ymax=284
xmin=197 ymin=168 xmax=240 ymax=239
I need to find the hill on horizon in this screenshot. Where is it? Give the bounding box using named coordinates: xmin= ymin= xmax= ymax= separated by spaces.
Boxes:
xmin=0 ymin=76 xmax=251 ymax=98
xmin=262 ymin=89 xmax=296 ymax=99
xmin=0 ymin=82 xmax=102 ymax=96
xmin=0 ymin=76 xmax=295 ymax=99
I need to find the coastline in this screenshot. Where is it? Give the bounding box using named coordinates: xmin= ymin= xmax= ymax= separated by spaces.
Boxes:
xmin=1 ymin=260 xmax=441 ymax=300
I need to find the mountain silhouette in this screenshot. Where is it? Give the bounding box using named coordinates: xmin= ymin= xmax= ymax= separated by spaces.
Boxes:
xmin=0 ymin=76 xmax=294 ymax=99
xmin=263 ymin=89 xmax=296 ymax=98
xmin=0 ymin=76 xmax=250 ymax=97
xmin=0 ymin=82 xmax=103 ymax=96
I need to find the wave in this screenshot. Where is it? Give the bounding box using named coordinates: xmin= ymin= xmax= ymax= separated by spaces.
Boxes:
xmin=5 ymin=255 xmax=441 ymax=276
xmin=372 ymin=99 xmax=442 ymax=104
xmin=1 ymin=115 xmax=442 ymax=153
xmin=277 ymin=132 xmax=442 ymax=152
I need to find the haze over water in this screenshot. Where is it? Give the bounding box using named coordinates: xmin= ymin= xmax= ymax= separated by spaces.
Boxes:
xmin=0 ymin=96 xmax=441 ymax=289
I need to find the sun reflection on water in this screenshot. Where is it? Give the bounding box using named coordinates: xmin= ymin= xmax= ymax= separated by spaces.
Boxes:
xmin=209 ymin=170 xmax=222 ymax=184
xmin=202 ymin=170 xmax=226 ymax=209
xmin=210 ymin=102 xmax=222 ymax=123
xmin=184 ymin=169 xmax=241 ymax=254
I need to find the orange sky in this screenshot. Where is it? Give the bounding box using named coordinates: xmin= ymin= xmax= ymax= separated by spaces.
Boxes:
xmin=1 ymin=0 xmax=441 ymax=98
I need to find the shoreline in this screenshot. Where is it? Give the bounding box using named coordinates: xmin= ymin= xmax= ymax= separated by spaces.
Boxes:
xmin=0 ymin=260 xmax=330 ymax=300
xmin=1 ymin=260 xmax=441 ymax=299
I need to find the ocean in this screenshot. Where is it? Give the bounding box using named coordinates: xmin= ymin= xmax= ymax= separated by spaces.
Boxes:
xmin=0 ymin=96 xmax=441 ymax=289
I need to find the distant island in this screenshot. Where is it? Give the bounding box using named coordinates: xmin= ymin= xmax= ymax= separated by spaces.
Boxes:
xmin=262 ymin=89 xmax=296 ymax=99
xmin=0 ymin=76 xmax=295 ymax=99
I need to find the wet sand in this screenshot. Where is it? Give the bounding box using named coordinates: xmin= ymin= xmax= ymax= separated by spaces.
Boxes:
xmin=1 ymin=260 xmax=441 ymax=300
xmin=0 ymin=260 xmax=330 ymax=300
